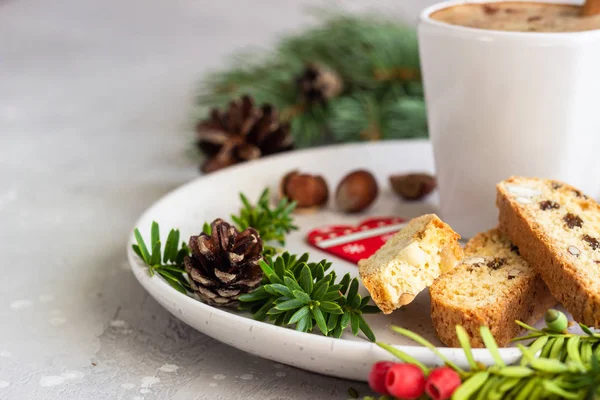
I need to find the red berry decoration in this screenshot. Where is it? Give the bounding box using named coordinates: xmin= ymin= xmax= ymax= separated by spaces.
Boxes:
xmin=368 ymin=361 xmax=395 ymax=395
xmin=385 ymin=363 xmax=426 ymax=400
xmin=425 ymin=367 xmax=462 ymax=400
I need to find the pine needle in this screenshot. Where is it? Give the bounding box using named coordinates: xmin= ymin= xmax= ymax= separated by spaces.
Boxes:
xmin=194 ymin=11 xmax=426 ymax=148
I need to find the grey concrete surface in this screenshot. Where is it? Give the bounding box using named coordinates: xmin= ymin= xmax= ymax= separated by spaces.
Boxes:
xmin=0 ymin=0 xmax=435 ymax=398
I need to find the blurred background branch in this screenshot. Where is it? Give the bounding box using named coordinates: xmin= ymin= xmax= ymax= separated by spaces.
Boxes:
xmin=193 ymin=10 xmax=427 ymax=156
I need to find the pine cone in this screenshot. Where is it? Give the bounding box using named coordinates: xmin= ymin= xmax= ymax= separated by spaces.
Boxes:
xmin=184 ymin=219 xmax=264 ymax=307
xmin=196 ymin=96 xmax=294 ymax=174
xmin=296 ymin=63 xmax=343 ymax=105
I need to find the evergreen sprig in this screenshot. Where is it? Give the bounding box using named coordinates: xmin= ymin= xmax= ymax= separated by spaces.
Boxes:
xmin=194 ymin=12 xmax=426 ymax=148
xmin=199 ymin=188 xmax=298 ymax=257
xmin=373 ymin=310 xmax=600 ymax=400
xmin=132 ymin=222 xmax=191 ymax=294
xmin=329 ymin=91 xmax=426 ymax=142
xmin=231 ymin=188 xmax=298 ymax=256
xmin=131 ymin=189 xmax=380 ymax=341
xmin=513 ymin=319 xmax=600 ymax=361
xmin=238 ymin=252 xmax=379 ymax=341
xmin=133 ymin=188 xmax=295 ymax=295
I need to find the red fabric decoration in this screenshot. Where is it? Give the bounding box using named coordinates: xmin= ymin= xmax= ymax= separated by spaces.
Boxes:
xmin=306 ymin=217 xmax=406 ymax=264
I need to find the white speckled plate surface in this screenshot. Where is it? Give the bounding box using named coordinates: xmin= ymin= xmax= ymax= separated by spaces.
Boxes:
xmin=127 ymin=140 xmax=524 ymax=382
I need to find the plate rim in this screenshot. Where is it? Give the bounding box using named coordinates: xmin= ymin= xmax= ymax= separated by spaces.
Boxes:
xmin=126 ymin=140 xmax=523 ymax=380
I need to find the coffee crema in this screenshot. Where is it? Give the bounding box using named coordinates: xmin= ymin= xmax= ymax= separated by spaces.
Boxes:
xmin=430 ymin=2 xmax=600 ymax=32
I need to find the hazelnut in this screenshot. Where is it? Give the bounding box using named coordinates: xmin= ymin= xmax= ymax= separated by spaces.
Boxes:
xmin=280 ymin=170 xmax=329 ymax=211
xmin=389 ymin=173 xmax=436 ymax=201
xmin=335 ymin=170 xmax=378 ymax=213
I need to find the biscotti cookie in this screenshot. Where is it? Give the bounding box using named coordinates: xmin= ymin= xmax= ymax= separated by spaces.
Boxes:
xmin=358 ymin=214 xmax=463 ymax=314
xmin=430 ymin=229 xmax=555 ymax=347
xmin=497 ymin=176 xmax=600 ymax=327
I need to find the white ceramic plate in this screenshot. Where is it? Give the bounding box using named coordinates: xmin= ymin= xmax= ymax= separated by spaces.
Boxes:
xmin=127 ymin=140 xmax=524 ymax=382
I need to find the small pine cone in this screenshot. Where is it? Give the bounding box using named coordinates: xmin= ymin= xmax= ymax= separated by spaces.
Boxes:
xmin=195 ymin=96 xmax=294 ymax=174
xmin=296 ymin=63 xmax=343 ymax=105
xmin=184 ymin=219 xmax=264 ymax=307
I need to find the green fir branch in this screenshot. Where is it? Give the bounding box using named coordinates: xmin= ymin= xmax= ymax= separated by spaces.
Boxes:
xmin=275 ymin=12 xmax=420 ymax=89
xmin=231 ymin=188 xmax=298 ymax=253
xmin=132 ymin=188 xmax=296 ymax=293
xmin=329 ymin=92 xmax=427 ymax=142
xmin=374 ymin=309 xmax=600 ymax=399
xmin=194 ymin=11 xmax=426 ymax=148
xmin=199 ymin=188 xmax=297 ymax=256
xmin=239 ymin=252 xmax=379 ymax=341
xmin=131 ymin=189 xmax=380 ymax=341
xmin=132 ymin=222 xmax=192 ymax=294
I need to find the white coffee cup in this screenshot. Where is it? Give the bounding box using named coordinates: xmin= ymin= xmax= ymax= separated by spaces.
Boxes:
xmin=418 ymin=0 xmax=600 ymax=238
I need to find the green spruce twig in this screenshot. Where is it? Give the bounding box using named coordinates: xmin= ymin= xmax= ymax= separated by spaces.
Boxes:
xmin=195 ymin=188 xmax=297 ymax=257
xmin=376 ymin=310 xmax=600 ymax=399
xmin=513 ymin=311 xmax=600 ymax=369
xmin=132 ymin=221 xmax=191 ymax=294
xmin=131 ymin=189 xmax=380 ymax=342
xmin=194 ymin=11 xmax=427 ymax=148
xmin=329 ymin=91 xmax=427 ymax=142
xmin=230 ymin=188 xmax=298 ymax=256
xmin=238 ymin=252 xmax=379 ymax=341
